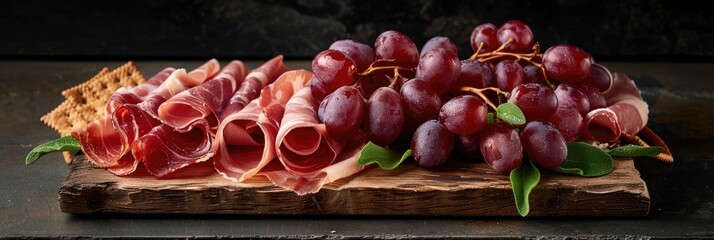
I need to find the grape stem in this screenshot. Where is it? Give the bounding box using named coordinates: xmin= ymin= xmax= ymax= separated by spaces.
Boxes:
xmin=459 ymin=86 xmax=509 ymax=111
xmin=470 ymin=39 xmax=543 ymax=67
xmin=357 ymin=66 xmax=414 ymax=77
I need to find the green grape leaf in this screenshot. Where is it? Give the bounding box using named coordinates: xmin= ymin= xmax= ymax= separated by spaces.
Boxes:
xmin=554 ymin=142 xmax=613 ymax=177
xmin=26 ymin=136 xmax=81 ymax=165
xmin=608 ymin=144 xmax=664 ymax=158
xmin=497 ymin=102 xmax=526 ymax=125
xmin=510 ymin=159 xmax=540 ymax=217
xmin=356 ymin=142 xmax=412 ymax=170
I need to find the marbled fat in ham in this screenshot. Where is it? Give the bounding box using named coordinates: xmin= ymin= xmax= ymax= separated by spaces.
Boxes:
xmin=158 ymin=61 xmax=248 ymax=133
xmin=105 ymin=67 xmax=175 ymax=116
xmin=141 ymin=59 xmax=220 ymax=120
xmin=214 ymin=70 xmax=312 ymax=182
xmin=134 ymin=124 xmax=214 ymax=177
xmin=221 ymin=55 xmax=288 ymax=119
xmin=581 ymin=73 xmax=649 ymax=142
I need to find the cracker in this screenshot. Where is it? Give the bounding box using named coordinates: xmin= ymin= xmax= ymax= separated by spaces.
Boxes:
xmin=41 ymin=62 xmax=146 ymax=164
xmin=62 ymin=61 xmax=145 ymax=112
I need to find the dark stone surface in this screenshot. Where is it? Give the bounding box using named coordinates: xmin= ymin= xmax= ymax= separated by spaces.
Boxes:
xmin=1 ymin=60 xmax=713 ymax=238
xmin=2 ymin=0 xmax=714 ymax=60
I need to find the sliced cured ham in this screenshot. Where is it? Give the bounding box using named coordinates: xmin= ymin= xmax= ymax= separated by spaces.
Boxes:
xmin=214 ymin=70 xmax=312 ymax=182
xmin=141 ymin=59 xmax=221 ymax=120
xmin=222 ymin=55 xmax=288 ymax=118
xmin=265 ymin=87 xmax=367 ymax=195
xmin=158 ymin=61 xmax=248 ymax=133
xmin=73 ymin=104 xmax=161 ymax=172
xmin=581 ymin=73 xmax=649 ymax=142
xmin=262 ymin=131 xmax=366 ymax=195
xmin=74 ymin=60 xmax=220 ymax=174
xmin=105 ymin=67 xmax=175 ymax=116
xmin=134 ymin=124 xmax=214 ymax=177
xmin=135 ymin=57 xmax=290 ymax=177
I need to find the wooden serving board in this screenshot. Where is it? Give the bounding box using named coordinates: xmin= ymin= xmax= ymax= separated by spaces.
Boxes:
xmin=59 ymin=155 xmax=650 ymax=216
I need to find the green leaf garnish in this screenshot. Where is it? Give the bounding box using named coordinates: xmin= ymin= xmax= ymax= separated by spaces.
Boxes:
xmin=26 ymin=136 xmax=81 ymax=165
xmin=496 ymin=102 xmax=526 ymax=125
xmin=554 ymin=142 xmax=613 ymax=177
xmin=356 ymin=142 xmax=412 ymax=170
xmin=608 ymin=144 xmax=664 ymax=158
xmin=510 ymin=159 xmax=540 ymax=217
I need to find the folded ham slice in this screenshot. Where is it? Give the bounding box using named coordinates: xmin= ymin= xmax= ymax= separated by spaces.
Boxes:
xmin=222 ymin=55 xmax=289 ymax=118
xmin=105 ymin=67 xmax=175 ymax=116
xmin=134 ymin=124 xmax=214 ymax=177
xmin=214 ymin=70 xmax=312 ymax=182
xmin=265 ymin=87 xmax=367 ymax=195
xmin=158 ymin=61 xmax=248 ymax=133
xmin=141 ymin=59 xmax=220 ymax=120
xmin=581 ymin=73 xmax=649 ymax=142
xmin=136 ymin=57 xmax=288 ymax=177
xmin=74 ymin=59 xmax=220 ymax=175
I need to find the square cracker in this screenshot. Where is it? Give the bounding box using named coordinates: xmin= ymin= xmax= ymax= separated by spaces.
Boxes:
xmin=61 ymin=61 xmax=145 ymax=114
xmin=42 ymin=62 xmax=145 ymax=163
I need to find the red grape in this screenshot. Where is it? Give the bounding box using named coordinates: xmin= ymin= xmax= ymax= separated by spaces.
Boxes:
xmin=439 ymin=95 xmax=488 ymax=135
xmin=365 ymin=87 xmax=404 ymax=146
xmin=479 ymin=122 xmax=523 ymax=173
xmin=542 ymin=44 xmax=593 ymax=83
xmin=522 ymin=64 xmax=545 ymax=85
xmin=495 ymin=60 xmax=525 ymax=92
xmin=497 ymin=20 xmax=535 ymax=53
xmin=584 ymin=63 xmax=613 ymax=92
xmin=470 ymin=23 xmax=499 ymax=53
xmin=415 ymin=48 xmax=461 ymax=95
xmin=329 ymin=39 xmax=375 ymax=72
xmin=355 ymin=73 xmax=392 ymax=98
xmin=412 ymin=120 xmax=454 ymax=167
xmin=400 ymin=79 xmax=441 ymax=122
xmin=520 ymin=121 xmax=567 ymax=170
xmin=547 ymin=106 xmax=583 ymax=142
xmin=312 ymin=50 xmax=358 ymax=97
xmin=310 ymin=76 xmax=331 ymax=100
xmin=554 ymin=83 xmax=590 ymax=116
xmin=508 ymin=83 xmax=558 ymax=122
xmin=455 ymin=133 xmax=482 ymax=161
xmin=374 ymin=30 xmax=419 ymax=68
xmin=577 ymin=84 xmax=607 ymax=110
xmin=421 ymin=36 xmax=458 ymax=58
xmin=320 ymin=86 xmax=365 ymax=137
xmin=452 ymin=60 xmax=494 ymax=91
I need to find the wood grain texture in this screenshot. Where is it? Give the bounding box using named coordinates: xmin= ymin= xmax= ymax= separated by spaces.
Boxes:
xmin=59 ymin=155 xmax=649 ymax=216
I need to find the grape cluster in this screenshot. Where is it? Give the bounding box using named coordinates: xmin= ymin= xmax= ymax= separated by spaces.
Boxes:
xmin=312 ymin=20 xmax=613 ymax=173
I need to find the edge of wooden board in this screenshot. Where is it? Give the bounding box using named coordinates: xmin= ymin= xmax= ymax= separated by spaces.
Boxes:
xmin=59 ymin=155 xmax=650 ymax=216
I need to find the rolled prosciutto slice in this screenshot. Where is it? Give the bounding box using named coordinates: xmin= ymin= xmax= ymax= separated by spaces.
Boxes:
xmin=141 ymin=59 xmax=220 ymax=120
xmin=263 ymin=131 xmax=366 ymax=195
xmin=222 ymin=55 xmax=288 ymax=118
xmin=214 ymin=70 xmax=313 ymax=182
xmin=158 ymin=61 xmax=248 ymax=133
xmin=135 ymin=58 xmax=289 ymax=177
xmin=265 ymin=87 xmax=368 ymax=195
xmin=105 ymin=67 xmax=175 ymax=116
xmin=581 ymin=73 xmax=649 ymax=142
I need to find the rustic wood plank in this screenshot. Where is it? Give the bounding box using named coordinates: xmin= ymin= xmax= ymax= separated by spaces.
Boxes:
xmin=59 ymin=155 xmax=649 ymax=216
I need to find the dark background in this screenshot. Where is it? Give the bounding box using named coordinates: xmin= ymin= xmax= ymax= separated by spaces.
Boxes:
xmin=2 ymin=0 xmax=713 ymax=61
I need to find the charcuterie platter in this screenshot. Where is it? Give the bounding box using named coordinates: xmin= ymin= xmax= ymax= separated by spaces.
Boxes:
xmin=28 ymin=19 xmax=671 ymax=217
